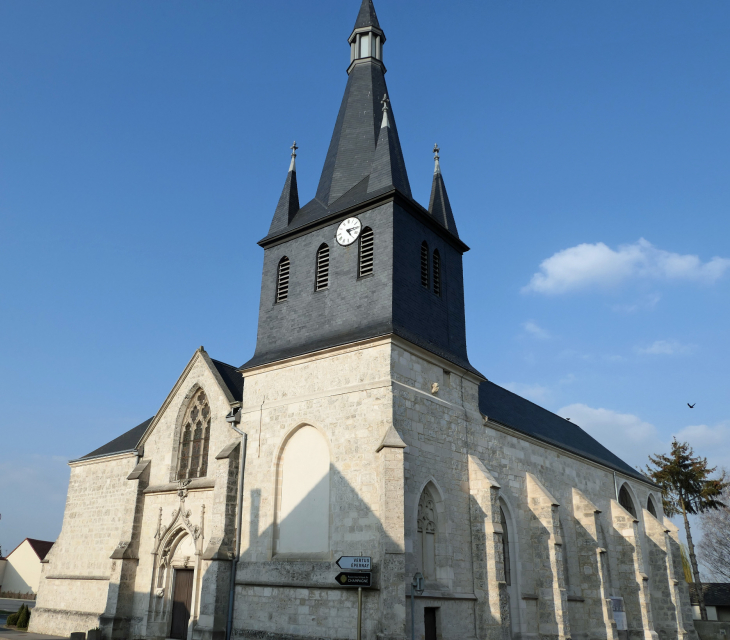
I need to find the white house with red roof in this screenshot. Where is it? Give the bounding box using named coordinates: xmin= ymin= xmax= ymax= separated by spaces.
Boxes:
xmin=0 ymin=538 xmax=54 ymax=596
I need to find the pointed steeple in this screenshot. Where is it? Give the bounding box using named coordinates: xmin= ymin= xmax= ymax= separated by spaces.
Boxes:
xmin=268 ymin=142 xmax=300 ymax=235
xmin=428 ymin=145 xmax=459 ymax=237
xmin=313 ymin=0 xmax=393 ymax=207
xmin=353 ymin=0 xmax=381 ymax=31
xmin=367 ymin=94 xmax=411 ymax=196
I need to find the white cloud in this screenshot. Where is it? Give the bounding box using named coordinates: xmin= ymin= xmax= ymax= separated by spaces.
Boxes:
xmin=557 ymin=403 xmax=664 ymax=469
xmin=522 ymin=320 xmax=550 ymax=340
xmin=637 ymin=340 xmax=696 ymax=356
xmin=674 ymin=422 xmax=730 ymax=469
xmin=557 ymin=404 xmax=730 ymax=473
xmin=611 ymin=292 xmax=662 ymax=313
xmin=523 ymin=239 xmax=730 ymax=295
xmin=503 ymin=382 xmax=552 ymax=404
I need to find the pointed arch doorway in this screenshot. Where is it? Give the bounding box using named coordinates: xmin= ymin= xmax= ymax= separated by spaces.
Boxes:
xmin=170 ymin=569 xmax=194 ymax=639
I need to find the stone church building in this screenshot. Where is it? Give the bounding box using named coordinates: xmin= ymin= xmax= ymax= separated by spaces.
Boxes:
xmin=31 ymin=3 xmax=698 ymax=640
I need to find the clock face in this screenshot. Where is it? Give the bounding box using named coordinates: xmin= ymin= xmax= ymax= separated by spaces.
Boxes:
xmin=335 ymin=217 xmax=362 ymax=246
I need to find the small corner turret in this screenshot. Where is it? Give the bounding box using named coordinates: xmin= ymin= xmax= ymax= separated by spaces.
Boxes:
xmin=268 ymin=142 xmax=300 ymax=236
xmin=368 ymin=94 xmax=411 ymax=197
xmin=428 ymin=145 xmax=459 ymax=238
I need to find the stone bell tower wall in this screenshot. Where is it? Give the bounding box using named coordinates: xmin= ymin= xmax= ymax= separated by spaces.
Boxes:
xmin=233 ymin=338 xmax=400 ymax=640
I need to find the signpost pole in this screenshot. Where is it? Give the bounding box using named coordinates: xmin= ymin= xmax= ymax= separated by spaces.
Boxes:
xmin=410 ymin=582 xmax=415 ymax=640
xmin=357 ymin=587 xmax=363 ymax=640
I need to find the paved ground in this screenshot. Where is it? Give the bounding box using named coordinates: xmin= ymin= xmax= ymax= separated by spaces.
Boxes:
xmin=0 ymin=628 xmax=64 ymax=639
xmin=0 ymin=600 xmax=62 ymax=639
xmin=0 ymin=599 xmax=36 ymax=611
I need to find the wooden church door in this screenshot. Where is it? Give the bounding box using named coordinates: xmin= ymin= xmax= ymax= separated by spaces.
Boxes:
xmin=170 ymin=569 xmax=194 ymax=639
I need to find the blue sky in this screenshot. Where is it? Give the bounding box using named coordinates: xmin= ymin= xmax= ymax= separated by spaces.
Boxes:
xmin=1 ymin=1 xmax=728 ymax=556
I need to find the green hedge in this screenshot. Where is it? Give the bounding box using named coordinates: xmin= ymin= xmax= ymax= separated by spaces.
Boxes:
xmin=17 ymin=604 xmax=31 ymax=629
xmin=6 ymin=604 xmax=31 ymax=628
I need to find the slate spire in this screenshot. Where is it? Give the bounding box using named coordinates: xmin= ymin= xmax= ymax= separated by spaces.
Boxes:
xmin=367 ymin=94 xmax=412 ymax=196
xmin=314 ymin=0 xmax=406 ymax=206
xmin=353 ymin=0 xmax=381 ymax=31
xmin=268 ymin=142 xmax=300 ymax=235
xmin=428 ymin=145 xmax=459 ymax=237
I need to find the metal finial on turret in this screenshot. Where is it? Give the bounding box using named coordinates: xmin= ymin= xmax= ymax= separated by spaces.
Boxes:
xmin=289 ymin=141 xmax=298 ymax=171
xmin=433 ymin=144 xmax=441 ymax=174
xmin=380 ymin=94 xmax=391 ymax=128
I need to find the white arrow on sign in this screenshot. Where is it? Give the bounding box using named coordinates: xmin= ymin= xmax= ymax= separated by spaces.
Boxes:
xmin=336 ymin=556 xmax=372 ymax=571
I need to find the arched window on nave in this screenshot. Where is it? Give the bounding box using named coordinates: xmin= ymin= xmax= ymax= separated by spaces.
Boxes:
xmin=647 ymin=494 xmax=658 ymax=517
xmin=618 ymin=484 xmax=637 ymax=518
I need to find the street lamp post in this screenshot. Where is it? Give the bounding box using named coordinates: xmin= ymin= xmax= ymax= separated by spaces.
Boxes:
xmin=411 ymin=572 xmax=424 ymax=640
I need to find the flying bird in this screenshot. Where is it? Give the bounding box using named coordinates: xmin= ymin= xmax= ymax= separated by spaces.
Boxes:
xmin=687 ymin=403 xmax=696 ymax=409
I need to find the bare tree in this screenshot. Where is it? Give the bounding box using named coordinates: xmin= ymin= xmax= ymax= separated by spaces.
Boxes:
xmin=697 ymin=500 xmax=730 ymax=580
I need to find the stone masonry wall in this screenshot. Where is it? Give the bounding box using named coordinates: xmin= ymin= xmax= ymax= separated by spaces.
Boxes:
xmin=30 ymin=453 xmax=140 ymax=637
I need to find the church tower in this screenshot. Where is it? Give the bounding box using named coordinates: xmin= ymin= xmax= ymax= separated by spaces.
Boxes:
xmin=243 ymin=0 xmax=476 ymax=376
xmin=236 ymin=3 xmax=488 ymax=638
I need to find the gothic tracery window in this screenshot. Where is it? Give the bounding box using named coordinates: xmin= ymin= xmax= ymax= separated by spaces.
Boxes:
xmin=177 ymin=389 xmax=211 ymax=480
xmin=418 ymin=487 xmax=436 ymax=580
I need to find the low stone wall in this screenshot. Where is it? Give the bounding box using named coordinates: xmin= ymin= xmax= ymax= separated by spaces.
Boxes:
xmin=694 ymin=621 xmax=730 ymax=640
xmin=28 ymin=607 xmax=100 ymax=638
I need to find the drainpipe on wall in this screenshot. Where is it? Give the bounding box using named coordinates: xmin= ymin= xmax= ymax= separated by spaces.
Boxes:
xmin=225 ymin=407 xmax=246 ymax=640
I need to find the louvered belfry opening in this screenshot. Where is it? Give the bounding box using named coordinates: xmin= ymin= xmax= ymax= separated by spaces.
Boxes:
xmin=177 ymin=389 xmax=211 ymax=480
xmin=315 ymin=244 xmax=330 ymax=291
xmin=420 ymin=242 xmax=430 ymax=288
xmin=433 ymin=250 xmax=441 ymax=296
xmin=358 ymin=227 xmax=374 ymax=277
xmin=276 ymin=256 xmax=290 ymax=302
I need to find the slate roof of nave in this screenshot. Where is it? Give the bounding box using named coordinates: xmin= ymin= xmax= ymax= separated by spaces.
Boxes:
xmin=478 ymin=380 xmax=650 ymax=483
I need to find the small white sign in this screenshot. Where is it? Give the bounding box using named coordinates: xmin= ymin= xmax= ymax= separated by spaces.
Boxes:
xmin=337 ymin=556 xmax=372 ymax=571
xmin=610 ymin=597 xmax=627 ymax=631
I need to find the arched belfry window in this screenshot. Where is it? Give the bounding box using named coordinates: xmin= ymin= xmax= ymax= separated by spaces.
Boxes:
xmin=417 ymin=486 xmax=437 ymax=580
xmin=276 ymin=256 xmax=290 ymax=302
xmin=618 ymin=484 xmax=637 ymax=518
xmin=315 ymin=244 xmax=329 ymax=291
xmin=432 ymin=250 xmax=441 ymax=297
xmin=358 ymin=227 xmax=374 ymax=278
xmin=647 ymin=495 xmax=658 ymax=518
xmin=176 ymin=389 xmax=211 ymax=480
xmin=420 ymin=242 xmax=430 ymax=288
